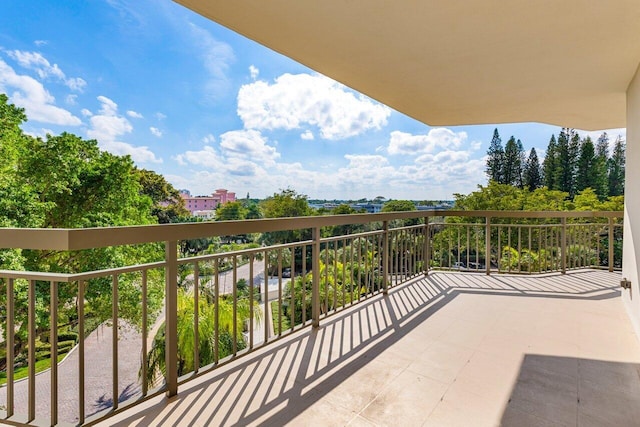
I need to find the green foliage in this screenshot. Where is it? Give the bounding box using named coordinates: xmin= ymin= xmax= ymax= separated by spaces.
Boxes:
xmin=542 ymin=135 xmax=557 ymax=190
xmin=141 ymin=290 xmax=258 ymax=387
xmin=382 ymin=199 xmax=418 ymax=226
xmin=608 ymin=136 xmax=625 ymax=197
xmin=486 ymin=128 xmax=504 ymax=183
xmin=523 ymin=148 xmax=542 ymax=190
xmin=576 ymin=137 xmax=596 ymax=195
xmin=136 ymin=168 xmax=189 ymax=223
xmin=260 ymin=189 xmax=313 ymax=245
xmin=216 ymin=201 xmax=247 ymax=221
xmin=0 ymin=94 xmax=165 ymax=367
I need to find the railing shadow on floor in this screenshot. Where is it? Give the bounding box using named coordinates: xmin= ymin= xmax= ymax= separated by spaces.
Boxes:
xmin=103 ymin=269 xmax=621 ymax=427
xmin=501 ymin=354 xmax=640 ymax=426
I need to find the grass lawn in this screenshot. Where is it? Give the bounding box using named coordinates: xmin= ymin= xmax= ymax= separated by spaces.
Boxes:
xmin=0 ymin=353 xmax=67 ymax=386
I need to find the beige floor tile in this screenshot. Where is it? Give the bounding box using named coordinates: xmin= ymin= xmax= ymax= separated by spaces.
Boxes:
xmin=405 ymin=340 xmax=475 ymax=384
xmin=452 ymin=350 xmax=523 ymax=403
xmin=424 ymin=383 xmax=504 ymax=427
xmin=437 ymin=317 xmax=495 ymax=348
xmin=348 ymin=414 xmax=379 ymax=426
xmin=315 ymin=358 xmax=405 ymax=413
xmin=360 ymin=370 xmax=448 ymax=426
xmin=96 ymin=271 xmax=640 ymax=427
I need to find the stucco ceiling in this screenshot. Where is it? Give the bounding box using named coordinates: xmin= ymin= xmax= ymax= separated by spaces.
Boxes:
xmin=175 ymin=0 xmax=640 ymax=130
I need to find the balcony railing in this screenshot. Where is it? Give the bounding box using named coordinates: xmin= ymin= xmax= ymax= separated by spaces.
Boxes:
xmin=0 ymin=210 xmax=622 ymax=426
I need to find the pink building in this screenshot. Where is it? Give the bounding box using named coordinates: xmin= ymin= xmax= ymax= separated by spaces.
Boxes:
xmin=180 ymin=189 xmax=236 ymax=215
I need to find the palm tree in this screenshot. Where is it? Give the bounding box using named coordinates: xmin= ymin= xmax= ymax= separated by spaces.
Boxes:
xmin=141 ymin=289 xmax=257 ymax=388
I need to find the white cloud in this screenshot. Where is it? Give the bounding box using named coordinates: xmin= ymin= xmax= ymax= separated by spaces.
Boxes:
xmin=34 ymin=40 xmax=48 ymax=47
xmin=81 ymin=108 xmax=93 ymax=117
xmin=249 ymin=65 xmax=259 ymax=80
xmin=87 ymin=96 xmax=161 ymax=163
xmin=155 ymin=112 xmax=167 ymax=120
xmin=300 ymin=130 xmax=314 ymax=140
xmin=66 ymin=94 xmax=77 ymax=105
xmin=237 ymin=73 xmax=391 ymax=140
xmin=150 ymin=126 xmax=163 ymax=137
xmin=127 ymin=110 xmax=143 ymax=119
xmin=577 ymin=128 xmax=627 ymax=154
xmin=202 ymin=134 xmax=216 ymax=144
xmin=189 ymin=23 xmax=235 ymax=99
xmin=0 ymin=59 xmax=82 ymax=126
xmin=175 ymin=145 xmax=222 ymax=168
xmin=5 ymin=50 xmax=87 ymax=91
xmin=219 ymin=129 xmax=280 ymax=165
xmin=388 ymin=128 xmax=468 ymax=155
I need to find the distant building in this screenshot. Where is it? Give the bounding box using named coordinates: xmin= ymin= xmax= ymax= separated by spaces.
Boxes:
xmin=193 ymin=210 xmax=216 ymax=220
xmin=180 ymin=189 xmax=236 ymax=216
xmin=351 ymin=203 xmax=383 ymax=213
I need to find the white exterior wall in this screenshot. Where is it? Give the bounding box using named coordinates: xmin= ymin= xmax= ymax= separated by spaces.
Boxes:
xmin=623 ymin=64 xmax=640 ymax=335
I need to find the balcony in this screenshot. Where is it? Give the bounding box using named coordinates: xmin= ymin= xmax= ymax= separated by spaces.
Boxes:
xmin=1 ymin=210 xmax=637 ymax=426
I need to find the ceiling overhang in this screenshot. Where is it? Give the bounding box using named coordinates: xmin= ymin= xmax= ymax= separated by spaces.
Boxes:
xmin=175 ymin=0 xmax=640 ymax=130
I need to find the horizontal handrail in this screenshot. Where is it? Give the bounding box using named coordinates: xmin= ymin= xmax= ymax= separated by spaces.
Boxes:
xmin=0 ymin=210 xmax=622 ymax=251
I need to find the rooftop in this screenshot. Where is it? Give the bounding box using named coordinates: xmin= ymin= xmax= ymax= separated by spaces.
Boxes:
xmin=100 ymin=269 xmax=640 ymax=426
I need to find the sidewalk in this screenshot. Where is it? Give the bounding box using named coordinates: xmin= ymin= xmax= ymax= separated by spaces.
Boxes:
xmin=0 ymin=320 xmax=143 ymax=424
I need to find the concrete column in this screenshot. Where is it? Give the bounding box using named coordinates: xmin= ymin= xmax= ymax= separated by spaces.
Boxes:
xmin=623 ymin=63 xmax=640 ymax=335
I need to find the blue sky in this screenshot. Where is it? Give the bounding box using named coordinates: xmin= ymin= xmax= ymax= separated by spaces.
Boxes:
xmin=0 ymin=0 xmax=625 ymax=200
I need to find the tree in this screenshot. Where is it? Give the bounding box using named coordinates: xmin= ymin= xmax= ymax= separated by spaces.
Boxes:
xmin=381 ymin=200 xmax=416 ymax=212
xmin=503 ymin=136 xmax=521 ymax=186
xmin=141 ymin=290 xmax=256 ymax=388
xmin=608 ymin=136 xmax=625 ymax=196
xmin=593 ymin=132 xmax=610 ymax=199
xmin=576 ymin=136 xmax=596 ymax=193
xmin=486 ymin=128 xmax=504 ymax=183
xmin=554 ymin=129 xmax=573 ymax=194
xmin=0 ymin=94 xmax=165 ymax=365
xmin=542 ymin=135 xmax=557 ymax=189
xmin=523 ymin=148 xmax=542 ymax=190
xmin=568 ymin=130 xmax=581 ymax=197
xmin=216 ymin=201 xmax=247 ymax=221
xmin=382 ymin=199 xmax=418 ymax=226
xmin=516 ymin=139 xmax=526 ymax=188
xmin=244 ymin=202 xmax=262 ymax=220
xmin=260 ymin=189 xmax=313 ymax=245
xmin=136 ymin=168 xmax=189 ymax=223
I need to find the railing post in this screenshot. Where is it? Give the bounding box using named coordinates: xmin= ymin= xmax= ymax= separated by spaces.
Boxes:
xmin=608 ymin=217 xmax=615 ymax=272
xmin=165 ymin=241 xmax=178 ymax=397
xmin=312 ymin=227 xmax=321 ymax=328
xmin=424 ymin=217 xmax=430 ymax=276
xmin=382 ymin=220 xmax=389 ymax=294
xmin=485 ymin=216 xmax=491 ymax=275
xmin=561 ymin=217 xmax=567 ymax=274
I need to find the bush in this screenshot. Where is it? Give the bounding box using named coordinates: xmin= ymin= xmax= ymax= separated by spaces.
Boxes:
xmin=35 ymin=350 xmax=51 ymax=361
xmin=57 ymin=332 xmax=78 ymax=343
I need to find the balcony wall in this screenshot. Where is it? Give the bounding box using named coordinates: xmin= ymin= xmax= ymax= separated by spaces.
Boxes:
xmin=0 ymin=210 xmax=628 ymax=425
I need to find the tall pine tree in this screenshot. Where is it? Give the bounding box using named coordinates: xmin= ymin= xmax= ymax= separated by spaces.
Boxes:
xmin=608 ymin=136 xmax=625 ymax=196
xmin=503 ymin=136 xmax=521 ymax=186
xmin=568 ymin=130 xmax=581 ymax=197
xmin=524 ymin=148 xmax=542 ymax=190
xmin=594 ymin=132 xmax=610 ymax=198
xmin=543 ymin=135 xmax=557 ymax=189
xmin=516 ymin=139 xmax=526 ymax=189
xmin=486 ymin=128 xmax=504 ymax=183
xmin=554 ymin=128 xmax=573 ymax=194
xmin=576 ymin=136 xmax=596 ymax=192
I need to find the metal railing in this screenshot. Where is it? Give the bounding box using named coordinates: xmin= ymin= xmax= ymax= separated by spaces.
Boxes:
xmin=0 ymin=210 xmax=622 ymax=425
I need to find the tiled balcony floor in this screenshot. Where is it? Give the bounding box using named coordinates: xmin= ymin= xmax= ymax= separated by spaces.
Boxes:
xmin=100 ymin=270 xmax=640 ymax=427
